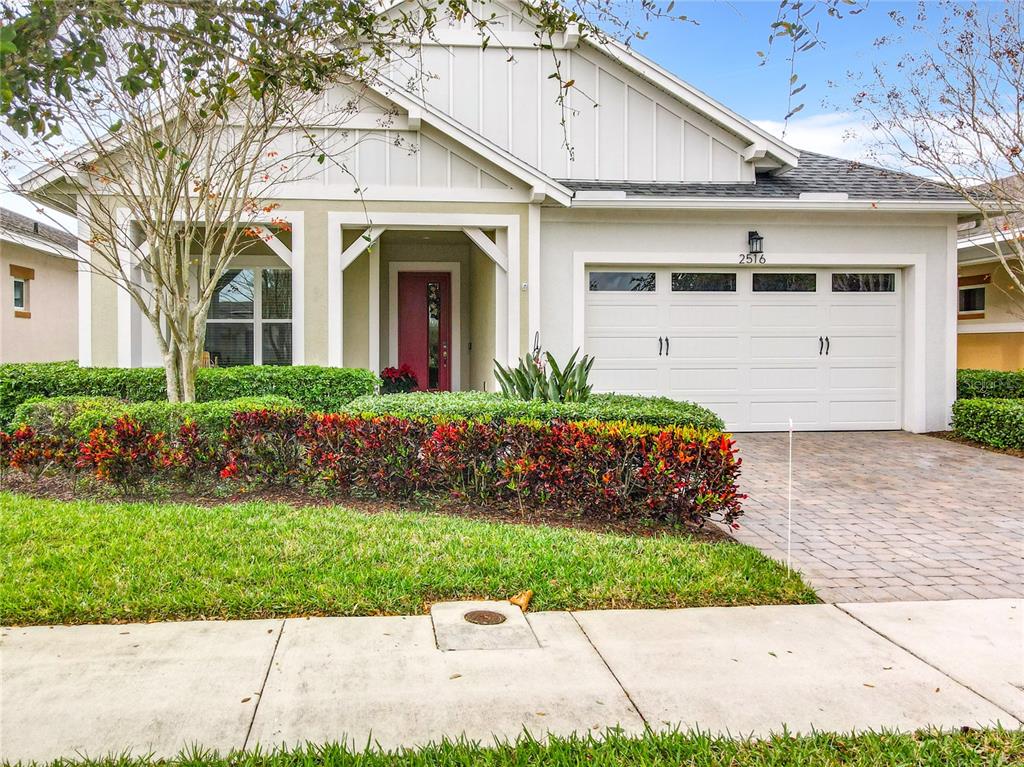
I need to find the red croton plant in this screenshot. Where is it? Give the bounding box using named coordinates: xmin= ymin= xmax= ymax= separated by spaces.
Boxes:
xmin=1 ymin=410 xmax=745 ymax=526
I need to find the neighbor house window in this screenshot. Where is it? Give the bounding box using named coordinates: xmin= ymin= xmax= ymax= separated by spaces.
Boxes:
xmin=958 ymin=286 xmax=985 ymax=318
xmin=10 ymin=264 xmax=33 ymax=317
xmin=588 ymin=271 xmax=656 ymax=292
xmin=205 ymin=268 xmax=292 ymax=366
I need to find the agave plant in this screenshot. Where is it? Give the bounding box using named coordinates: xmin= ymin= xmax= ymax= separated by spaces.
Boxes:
xmin=494 ymin=348 xmax=595 ymax=403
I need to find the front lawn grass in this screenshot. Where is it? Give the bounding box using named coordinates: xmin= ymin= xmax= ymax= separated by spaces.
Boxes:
xmin=0 ymin=492 xmax=815 ymax=625
xmin=11 ymin=728 xmax=1023 ymax=767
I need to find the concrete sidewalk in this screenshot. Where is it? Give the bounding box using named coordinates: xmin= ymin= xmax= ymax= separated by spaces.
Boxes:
xmin=2 ymin=600 xmax=1022 ymax=762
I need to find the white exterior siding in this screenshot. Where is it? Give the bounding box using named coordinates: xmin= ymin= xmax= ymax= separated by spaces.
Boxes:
xmin=390 ymin=20 xmax=754 ymax=182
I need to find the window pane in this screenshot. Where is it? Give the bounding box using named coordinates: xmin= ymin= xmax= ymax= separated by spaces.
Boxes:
xmin=205 ymin=323 xmax=253 ymax=366
xmin=672 ymin=272 xmax=736 ymax=292
xmin=959 ymin=287 xmax=985 ymax=313
xmin=589 ymin=271 xmax=656 ymax=292
xmin=832 ymin=273 xmax=895 ymax=292
xmin=427 ymin=281 xmax=440 ymax=389
xmin=261 ymin=323 xmax=292 ymax=365
xmin=262 ymin=269 xmax=292 ymax=319
xmin=752 ymin=273 xmax=816 ymax=292
xmin=210 ymin=269 xmax=254 ymax=319
xmin=13 ymin=279 xmax=24 ymax=308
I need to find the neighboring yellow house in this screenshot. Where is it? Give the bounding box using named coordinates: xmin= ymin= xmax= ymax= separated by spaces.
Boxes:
xmin=957 ymin=222 xmax=1024 ymax=371
xmin=0 ymin=208 xmax=79 ymax=363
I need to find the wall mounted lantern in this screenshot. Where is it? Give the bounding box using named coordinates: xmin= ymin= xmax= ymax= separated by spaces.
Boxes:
xmin=747 ymin=230 xmax=764 ymax=255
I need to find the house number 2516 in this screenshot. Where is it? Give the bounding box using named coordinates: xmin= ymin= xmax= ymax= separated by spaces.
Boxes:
xmin=739 ymin=253 xmax=767 ymax=264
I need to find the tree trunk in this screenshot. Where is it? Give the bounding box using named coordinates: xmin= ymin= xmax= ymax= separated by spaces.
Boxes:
xmin=163 ymin=346 xmax=182 ymax=403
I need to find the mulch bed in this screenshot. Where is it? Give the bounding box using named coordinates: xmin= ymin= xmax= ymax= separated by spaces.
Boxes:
xmin=923 ymin=431 xmax=1024 ymax=459
xmin=0 ymin=473 xmax=732 ymax=542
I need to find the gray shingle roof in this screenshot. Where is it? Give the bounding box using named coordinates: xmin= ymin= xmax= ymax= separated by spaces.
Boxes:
xmin=560 ymin=151 xmax=964 ymax=202
xmin=0 ymin=207 xmax=76 ymax=250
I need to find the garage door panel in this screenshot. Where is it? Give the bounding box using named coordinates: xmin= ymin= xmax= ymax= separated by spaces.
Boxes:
xmin=750 ymin=366 xmax=819 ymax=391
xmin=830 ymin=303 xmax=899 ymax=328
xmin=829 ymin=399 xmax=899 ymax=428
xmin=828 ymin=335 xmax=899 ymax=359
xmin=590 ymin=364 xmax=661 ymax=394
xmin=829 ymin=365 xmax=899 ymax=390
xmin=586 ymin=335 xmax=660 ymax=359
xmin=667 ymin=303 xmax=742 ymax=329
xmin=750 ymin=400 xmax=821 ymax=429
xmin=669 ymin=336 xmax=741 ymax=359
xmin=668 ymin=366 xmax=740 ymax=392
xmin=750 ymin=303 xmax=820 ymax=328
xmin=751 ymin=335 xmax=820 ymax=360
xmin=694 ymin=401 xmax=744 ymax=429
xmin=587 ymin=303 xmax=660 ymax=330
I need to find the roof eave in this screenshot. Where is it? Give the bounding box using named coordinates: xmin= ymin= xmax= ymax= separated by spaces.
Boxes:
xmin=568 ymin=197 xmax=976 ymax=212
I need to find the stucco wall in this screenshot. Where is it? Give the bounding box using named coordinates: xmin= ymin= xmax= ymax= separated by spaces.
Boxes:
xmin=538 ymin=208 xmax=959 ymax=432
xmin=0 ymin=241 xmax=78 ymax=363
xmin=958 ymin=333 xmax=1024 ymax=371
xmin=957 ymin=259 xmax=1023 ymax=327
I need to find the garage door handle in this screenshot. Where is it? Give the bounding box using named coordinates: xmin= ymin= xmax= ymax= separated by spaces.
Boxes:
xmin=819 ymin=336 xmax=824 ymax=355
xmin=825 ymin=336 xmax=830 ymax=355
xmin=658 ymin=336 xmax=663 ymax=356
xmin=664 ymin=336 xmax=670 ymax=355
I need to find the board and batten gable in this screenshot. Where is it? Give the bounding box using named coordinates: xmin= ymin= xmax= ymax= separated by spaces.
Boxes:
xmin=387 ymin=2 xmax=754 ymax=183
xmin=257 ymin=85 xmax=526 ymax=202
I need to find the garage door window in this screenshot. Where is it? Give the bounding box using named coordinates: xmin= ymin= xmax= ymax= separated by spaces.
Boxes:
xmin=588 ymin=271 xmax=656 ymax=292
xmin=672 ymin=272 xmax=736 ymax=292
xmin=752 ymin=273 xmax=816 ymax=292
xmin=832 ymin=273 xmax=895 ymax=292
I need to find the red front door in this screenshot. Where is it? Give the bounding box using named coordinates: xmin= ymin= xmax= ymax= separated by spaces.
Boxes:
xmin=397 ymin=272 xmax=452 ymax=391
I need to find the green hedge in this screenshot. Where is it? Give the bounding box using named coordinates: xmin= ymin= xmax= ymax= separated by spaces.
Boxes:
xmin=0 ymin=362 xmax=378 ymax=426
xmin=957 ymin=368 xmax=1024 ymax=400
xmin=951 ymin=398 xmax=1024 ymax=450
xmin=345 ymin=391 xmax=725 ymax=430
xmin=15 ymin=395 xmax=301 ymax=440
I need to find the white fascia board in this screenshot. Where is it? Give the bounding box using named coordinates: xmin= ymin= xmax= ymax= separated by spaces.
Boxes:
xmin=373 ymin=77 xmax=573 ymax=207
xmin=567 ymin=197 xmax=977 ymax=213
xmin=0 ymin=230 xmax=76 ymax=259
xmin=592 ymin=38 xmax=801 ymax=169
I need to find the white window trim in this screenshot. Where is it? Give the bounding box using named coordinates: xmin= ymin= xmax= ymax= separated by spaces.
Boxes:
xmin=12 ymin=277 xmax=27 ymax=310
xmin=957 ymin=284 xmax=986 ymax=317
xmin=206 ymin=267 xmax=293 ymax=366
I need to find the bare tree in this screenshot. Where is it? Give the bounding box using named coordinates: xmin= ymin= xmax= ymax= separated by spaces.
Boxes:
xmin=3 ymin=23 xmax=389 ymax=401
xmin=850 ymin=0 xmax=1024 ymax=315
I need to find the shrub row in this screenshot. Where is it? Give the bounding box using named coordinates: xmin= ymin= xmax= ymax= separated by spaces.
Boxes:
xmin=957 ymin=368 xmax=1024 ymax=400
xmin=951 ymin=398 xmax=1024 ymax=450
xmin=13 ymin=395 xmax=299 ymax=440
xmin=346 ymin=391 xmax=725 ymax=430
xmin=0 ymin=411 xmax=745 ymax=526
xmin=0 ymin=362 xmax=379 ymax=426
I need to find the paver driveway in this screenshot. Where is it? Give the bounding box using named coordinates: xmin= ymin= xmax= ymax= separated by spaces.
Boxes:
xmin=733 ymin=432 xmax=1024 ymax=603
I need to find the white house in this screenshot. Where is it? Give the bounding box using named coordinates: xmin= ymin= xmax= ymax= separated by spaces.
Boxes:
xmin=21 ymin=0 xmax=975 ymax=432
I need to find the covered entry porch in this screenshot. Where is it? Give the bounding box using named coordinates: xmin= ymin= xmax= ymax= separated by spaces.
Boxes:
xmin=327 ymin=212 xmax=522 ymax=392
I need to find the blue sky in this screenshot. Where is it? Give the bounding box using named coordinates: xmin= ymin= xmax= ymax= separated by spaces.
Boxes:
xmin=629 ymin=0 xmax=946 ymax=157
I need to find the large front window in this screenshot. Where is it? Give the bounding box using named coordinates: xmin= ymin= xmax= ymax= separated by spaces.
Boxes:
xmin=205 ymin=268 xmax=292 ymax=366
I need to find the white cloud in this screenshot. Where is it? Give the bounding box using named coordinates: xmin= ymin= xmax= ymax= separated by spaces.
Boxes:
xmin=753 ymin=112 xmax=873 ymax=162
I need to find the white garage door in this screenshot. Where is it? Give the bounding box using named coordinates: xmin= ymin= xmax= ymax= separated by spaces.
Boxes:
xmin=585 ymin=268 xmax=901 ymax=431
